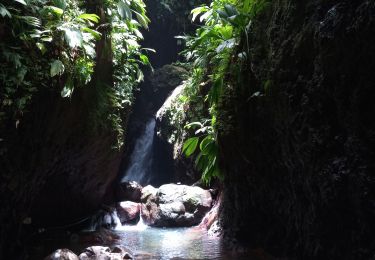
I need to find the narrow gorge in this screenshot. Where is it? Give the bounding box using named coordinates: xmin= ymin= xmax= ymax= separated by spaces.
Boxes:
xmin=0 ymin=0 xmax=374 ymax=259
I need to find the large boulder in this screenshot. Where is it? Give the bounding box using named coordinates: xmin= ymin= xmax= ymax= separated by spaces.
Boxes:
xmin=115 ymin=181 xmax=143 ymax=202
xmin=116 ymin=201 xmax=140 ymax=224
xmin=140 ymin=185 xmax=159 ymax=225
xmin=44 ymin=249 xmax=79 ymax=260
xmin=141 ymin=184 xmax=212 ymax=227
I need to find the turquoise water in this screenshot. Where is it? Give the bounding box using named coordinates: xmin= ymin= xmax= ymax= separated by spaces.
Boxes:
xmin=115 ymin=226 xmax=223 ymax=259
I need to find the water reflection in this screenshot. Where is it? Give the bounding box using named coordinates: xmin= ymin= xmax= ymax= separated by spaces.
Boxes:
xmin=115 ymin=227 xmax=222 ymax=259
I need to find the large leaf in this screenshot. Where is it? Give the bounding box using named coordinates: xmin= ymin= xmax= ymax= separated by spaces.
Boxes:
xmin=117 ymin=1 xmax=132 ymax=20
xmin=46 ymin=6 xmax=64 ymax=16
xmin=53 ymin=0 xmax=66 ymax=10
xmin=50 ymin=60 xmax=65 ymax=77
xmin=199 ymin=135 xmax=214 ymax=155
xmin=0 ymin=4 xmax=11 ymax=18
xmin=182 ymin=137 xmax=199 ymax=157
xmin=82 ymin=27 xmax=101 ymax=40
xmin=78 ymin=13 xmax=100 ymax=23
xmin=191 ymin=6 xmax=209 ymax=22
xmin=133 ymin=10 xmax=149 ymax=29
xmin=14 ymin=0 xmax=27 ymax=6
xmin=61 ymin=78 xmax=73 ymax=98
xmin=63 ymin=27 xmax=83 ymax=48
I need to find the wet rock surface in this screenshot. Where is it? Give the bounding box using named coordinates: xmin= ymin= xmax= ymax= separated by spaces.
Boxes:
xmin=44 ymin=249 xmax=79 ymax=260
xmin=115 ymin=181 xmax=142 ymax=202
xmin=116 ymin=201 xmax=140 ymax=224
xmin=141 ymin=184 xmax=212 ymax=227
xmin=79 ymin=245 xmax=133 ymax=260
xmin=219 ymin=1 xmax=375 ymax=258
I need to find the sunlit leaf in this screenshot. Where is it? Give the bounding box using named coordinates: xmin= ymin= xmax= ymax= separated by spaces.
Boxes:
xmin=133 ymin=10 xmax=149 ymax=29
xmin=0 ymin=4 xmax=11 ymax=18
xmin=14 ymin=0 xmax=27 ymax=6
xmin=183 ymin=137 xmax=199 ymax=157
xmin=139 ymin=54 xmax=149 ymax=65
xmin=78 ymin=13 xmax=100 ymax=23
xmin=82 ymin=27 xmax=101 ymax=39
xmin=63 ymin=27 xmax=83 ymax=48
xmin=61 ymin=78 xmax=73 ymax=98
xmin=117 ymin=1 xmax=132 ymax=20
xmin=50 ymin=60 xmax=65 ymax=77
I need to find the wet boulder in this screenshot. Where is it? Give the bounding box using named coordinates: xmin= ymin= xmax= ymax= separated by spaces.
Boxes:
xmin=79 ymin=246 xmax=133 ymax=260
xmin=141 ymin=184 xmax=212 ymax=227
xmin=115 ymin=181 xmax=143 ymax=202
xmin=116 ymin=201 xmax=140 ymax=224
xmin=140 ymin=185 xmax=159 ymax=225
xmin=44 ymin=249 xmax=79 ymax=260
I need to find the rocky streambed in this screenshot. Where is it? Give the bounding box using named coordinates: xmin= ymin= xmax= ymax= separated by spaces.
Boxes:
xmin=35 ymin=182 xmax=222 ymax=259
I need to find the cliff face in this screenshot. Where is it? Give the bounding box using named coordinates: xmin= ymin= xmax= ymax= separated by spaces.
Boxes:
xmin=219 ymin=0 xmax=375 ymax=258
xmin=0 ymin=20 xmax=124 ymax=258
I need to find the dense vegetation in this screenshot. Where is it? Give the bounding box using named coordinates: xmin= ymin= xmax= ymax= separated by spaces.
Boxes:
xmin=178 ymin=0 xmax=268 ymax=184
xmin=0 ymin=0 xmax=150 ymax=148
xmin=1 ymin=0 xmax=374 ymax=259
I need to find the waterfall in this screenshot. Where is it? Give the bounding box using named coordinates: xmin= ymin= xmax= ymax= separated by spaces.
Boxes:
xmin=115 ymin=208 xmax=148 ymax=231
xmin=122 ymin=118 xmax=156 ymax=185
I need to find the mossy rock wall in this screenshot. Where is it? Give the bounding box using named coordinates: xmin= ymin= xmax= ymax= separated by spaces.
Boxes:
xmin=219 ymin=1 xmax=375 ymax=258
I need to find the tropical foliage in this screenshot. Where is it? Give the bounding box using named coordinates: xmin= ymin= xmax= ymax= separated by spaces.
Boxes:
xmin=181 ymin=0 xmax=269 ymax=184
xmin=0 ymin=0 xmax=150 ymax=149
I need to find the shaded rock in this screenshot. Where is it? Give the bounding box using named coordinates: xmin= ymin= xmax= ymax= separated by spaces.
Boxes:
xmin=79 ymin=245 xmax=133 ymax=260
xmin=115 ymin=181 xmax=142 ymax=202
xmin=149 ymin=65 xmax=188 ymax=95
xmin=199 ymin=192 xmax=222 ymax=237
xmin=140 ymin=185 xmax=159 ymax=225
xmin=141 ymin=184 xmax=212 ymax=227
xmin=92 ymin=209 xmax=119 ymax=230
xmin=44 ymin=249 xmax=79 ymax=260
xmin=80 ymin=229 xmax=120 ymax=244
xmin=116 ymin=201 xmax=140 ymax=223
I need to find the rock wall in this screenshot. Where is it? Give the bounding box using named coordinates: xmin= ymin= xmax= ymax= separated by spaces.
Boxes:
xmin=0 ymin=12 xmax=125 ymax=258
xmin=219 ymin=1 xmax=375 ymax=258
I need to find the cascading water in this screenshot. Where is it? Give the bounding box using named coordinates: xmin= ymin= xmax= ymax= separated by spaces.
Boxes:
xmin=122 ymin=118 xmax=156 ymax=185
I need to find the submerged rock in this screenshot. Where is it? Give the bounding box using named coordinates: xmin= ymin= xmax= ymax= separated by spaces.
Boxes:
xmin=141 ymin=184 xmax=212 ymax=227
xmin=116 ymin=201 xmax=140 ymax=223
xmin=44 ymin=249 xmax=79 ymax=260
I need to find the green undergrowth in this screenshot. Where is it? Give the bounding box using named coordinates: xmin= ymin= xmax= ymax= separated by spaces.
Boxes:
xmin=0 ymin=0 xmax=151 ymax=149
xmin=177 ymin=0 xmax=270 ymax=184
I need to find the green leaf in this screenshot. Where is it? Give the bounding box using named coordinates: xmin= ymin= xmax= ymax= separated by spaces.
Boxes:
xmin=61 ymin=78 xmax=73 ymax=98
xmin=184 ymin=122 xmax=203 ymax=129
xmin=63 ymin=28 xmax=83 ymax=48
xmin=199 ymin=135 xmax=213 ymax=155
xmin=36 ymin=42 xmax=47 ymax=54
xmin=117 ymin=1 xmax=132 ymax=20
xmin=133 ymin=10 xmax=149 ymax=29
xmin=139 ymin=54 xmax=149 ymax=65
xmin=53 ymin=0 xmax=66 ymax=10
xmin=191 ymin=6 xmax=209 ymax=22
xmin=183 ymin=137 xmax=199 ymax=157
xmin=14 ymin=0 xmax=27 ymax=6
xmin=16 ymin=15 xmax=41 ymax=27
xmin=50 ymin=60 xmax=65 ymax=77
xmin=47 ymin=6 xmax=63 ymax=16
xmin=78 ymin=13 xmax=100 ymax=23
xmin=82 ymin=27 xmax=101 ymax=40
xmin=0 ymin=4 xmax=11 ymax=18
